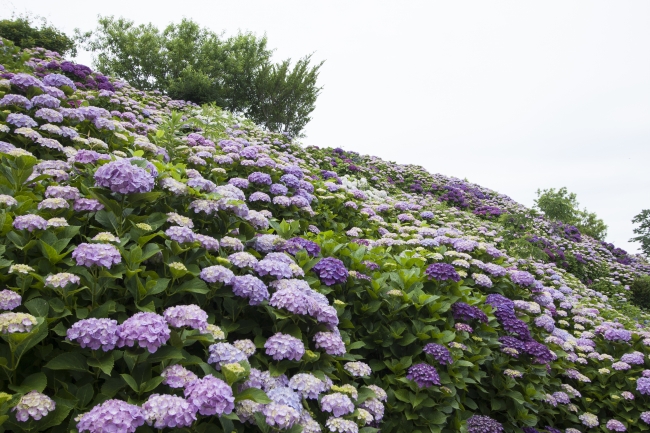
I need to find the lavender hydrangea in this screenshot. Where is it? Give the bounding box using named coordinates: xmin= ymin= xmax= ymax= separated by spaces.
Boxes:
xmin=423 ymin=343 xmax=454 ymax=365
xmin=262 ymin=403 xmax=301 ymax=429
xmin=312 ymin=257 xmax=349 ymax=286
xmin=13 ymin=214 xmax=48 ymax=232
xmin=425 ymin=263 xmax=461 ymax=282
xmin=208 ymin=342 xmax=247 ymax=369
xmin=200 ymin=265 xmax=234 ymax=284
xmin=406 ymin=363 xmax=441 ymax=388
xmin=466 ymin=415 xmax=504 ymax=433
xmin=320 ymin=393 xmax=355 ymax=417
xmin=344 ymin=361 xmax=372 ymax=376
xmin=265 ymin=332 xmax=305 ymax=361
xmin=289 ymin=373 xmax=327 ymax=399
xmin=117 ymin=312 xmax=170 ymax=352
xmin=184 ymin=375 xmax=235 ymax=416
xmin=161 ymin=364 xmax=198 ymax=388
xmin=94 ymin=159 xmax=155 ymax=194
xmin=0 ymin=290 xmax=21 ymax=310
xmin=163 ymin=305 xmax=208 ymax=331
xmin=637 ymin=377 xmax=650 ymax=395
xmin=72 ymin=243 xmax=121 ymax=268
xmin=231 ymin=275 xmax=269 ymax=305
xmin=13 ymin=391 xmax=56 ymax=421
xmin=77 ymin=400 xmax=145 ymax=433
xmin=313 ymin=331 xmax=346 ymax=355
xmin=451 ymin=302 xmax=488 ymax=323
xmin=142 ymin=394 xmax=197 ymax=428
xmin=326 ymin=417 xmax=359 ymax=433
xmin=67 ymin=318 xmax=119 ymax=351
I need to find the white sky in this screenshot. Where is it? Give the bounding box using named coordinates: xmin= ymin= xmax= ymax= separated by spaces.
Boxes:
xmin=2 ymin=1 xmax=649 ymax=253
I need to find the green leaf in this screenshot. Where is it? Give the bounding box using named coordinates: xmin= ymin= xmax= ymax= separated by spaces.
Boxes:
xmin=24 ymin=298 xmax=48 ymax=317
xmin=235 ymin=388 xmax=272 ymax=404
xmin=141 ymin=376 xmax=164 ymax=393
xmin=9 ymin=372 xmax=47 ymax=394
xmin=120 ymin=374 xmax=139 ymax=392
xmin=87 ymin=352 xmax=115 ymax=375
xmin=45 ymin=352 xmax=88 ymax=372
xmin=148 ymin=346 xmax=184 ymax=363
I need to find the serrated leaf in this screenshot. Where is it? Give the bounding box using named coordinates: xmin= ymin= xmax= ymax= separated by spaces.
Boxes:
xmin=45 ymin=352 xmax=88 ymax=372
xmin=235 ymin=388 xmax=272 ymax=404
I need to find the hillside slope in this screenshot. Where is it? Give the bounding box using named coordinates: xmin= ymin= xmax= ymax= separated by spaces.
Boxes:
xmin=0 ymin=38 xmax=649 ymax=433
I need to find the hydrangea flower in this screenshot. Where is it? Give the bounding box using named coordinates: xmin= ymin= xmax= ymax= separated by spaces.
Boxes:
xmin=46 ymin=272 xmax=81 ymax=288
xmin=579 ymin=412 xmax=599 ymax=428
xmin=117 ymin=312 xmax=170 ymax=352
xmin=321 ymin=393 xmax=355 ymax=416
xmin=312 ymin=257 xmax=349 ymax=286
xmin=451 ymin=302 xmax=488 ymax=323
xmin=67 ymin=318 xmax=119 ymax=351
xmin=262 ymin=403 xmax=300 ymax=429
xmin=161 ymin=364 xmax=198 ymax=388
xmin=184 ymin=375 xmax=235 ymax=416
xmin=208 ymin=342 xmax=247 ymax=369
xmin=265 ymin=333 xmax=305 ymax=361
xmin=230 ymin=275 xmax=270 ymax=305
xmin=142 ymin=394 xmax=197 ymax=428
xmin=406 ymin=363 xmax=441 ymax=388
xmin=77 ymin=399 xmax=145 ymax=433
xmin=0 ymin=312 xmax=37 ymax=333
xmin=233 ymin=339 xmax=256 ymax=357
xmin=289 ymin=373 xmax=327 ymax=399
xmin=423 ymin=343 xmax=454 ymax=365
xmin=344 ymin=361 xmax=372 ymax=376
xmin=326 ymin=417 xmax=359 ymax=433
xmin=163 ymin=305 xmax=208 ymax=331
xmin=466 ymin=415 xmax=504 ymax=433
xmin=94 ymin=159 xmax=155 ymax=194
xmin=313 ymin=331 xmax=346 ymax=355
xmin=72 ymin=243 xmax=121 ymax=268
xmin=13 ymin=391 xmax=56 ymax=421
xmin=200 ymin=265 xmax=234 ymax=284
xmin=425 ymin=263 xmax=461 ymax=282
xmin=13 ymin=214 xmax=48 ymax=232
xmin=0 ymin=290 xmax=21 ymax=310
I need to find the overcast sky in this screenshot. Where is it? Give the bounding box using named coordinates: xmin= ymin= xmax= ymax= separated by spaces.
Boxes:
xmin=2 ymin=1 xmax=649 ymax=253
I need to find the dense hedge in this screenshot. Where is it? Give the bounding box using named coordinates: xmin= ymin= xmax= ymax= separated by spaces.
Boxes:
xmin=0 ymin=37 xmax=650 ymax=433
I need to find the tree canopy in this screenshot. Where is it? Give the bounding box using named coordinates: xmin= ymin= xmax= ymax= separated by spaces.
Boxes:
xmin=534 ymin=187 xmax=608 ymax=240
xmin=0 ymin=15 xmax=77 ymax=56
xmin=631 ymin=209 xmax=650 ymax=256
xmin=77 ymin=16 xmax=323 ymax=136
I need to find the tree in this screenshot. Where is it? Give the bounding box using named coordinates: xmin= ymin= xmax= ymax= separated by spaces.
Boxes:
xmin=77 ymin=16 xmax=323 ymax=135
xmin=631 ymin=209 xmax=650 ymax=256
xmin=0 ymin=14 xmax=76 ymax=56
xmin=534 ymin=187 xmax=608 ymax=240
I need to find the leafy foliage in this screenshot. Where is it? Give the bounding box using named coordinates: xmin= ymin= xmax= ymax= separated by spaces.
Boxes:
xmin=631 ymin=276 xmax=650 ymax=310
xmin=631 ymin=209 xmax=650 ymax=257
xmin=77 ymin=16 xmax=323 ymax=136
xmin=0 ymin=15 xmax=76 ymax=57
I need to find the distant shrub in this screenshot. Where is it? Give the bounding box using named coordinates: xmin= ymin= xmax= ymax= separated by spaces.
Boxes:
xmin=631 ymin=276 xmax=650 ymax=309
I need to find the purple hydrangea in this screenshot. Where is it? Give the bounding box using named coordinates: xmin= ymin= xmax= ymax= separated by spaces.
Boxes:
xmin=312 ymin=257 xmax=348 ymax=286
xmin=288 ymin=373 xmax=327 ymax=399
xmin=466 ymin=415 xmax=504 ymax=433
xmin=313 ymin=331 xmax=346 ymax=355
xmin=199 ymin=265 xmax=234 ymax=284
xmin=267 ymin=386 xmax=302 ymax=410
xmin=74 ymin=149 xmax=108 ymax=164
xmin=117 ymin=312 xmax=170 ymax=353
xmin=326 ymin=417 xmax=359 ymax=433
xmin=451 ymin=302 xmax=488 ymax=323
xmin=281 ymin=237 xmax=321 ymax=257
xmin=637 ymin=377 xmax=650 ymax=395
xmin=406 ymin=363 xmax=441 ymax=388
xmin=262 ymin=403 xmax=300 ymax=429
xmin=0 ymin=94 xmax=32 ymax=109
xmin=10 ymin=73 xmax=42 ymax=90
xmin=0 ymin=290 xmax=21 ymax=310
xmin=195 ymin=234 xmax=220 ymax=251
xmin=31 ymin=94 xmax=60 ymax=108
xmin=425 ymin=263 xmax=461 ymax=282
xmin=605 ymin=420 xmax=626 ymax=432
xmin=620 ymin=351 xmax=645 ymax=365
xmin=142 ymin=394 xmax=197 ymax=428
xmin=423 ymin=343 xmax=454 ymax=365
xmin=265 ymin=332 xmax=305 ymax=361
xmin=184 ymin=375 xmax=234 ymax=416
xmin=248 ymin=172 xmax=272 ymax=185
xmin=13 ymin=214 xmax=48 ymax=232
xmin=270 ymin=183 xmax=288 ymax=195
xmin=344 ymin=361 xmax=372 ymax=376
xmin=509 ymin=270 xmax=536 ymax=287
xmin=165 ymin=226 xmax=195 ymax=243
xmin=35 ymin=108 xmax=63 ymax=123
xmin=42 ymin=73 xmax=76 ymax=89
xmin=77 ymin=400 xmax=145 ymax=433
xmin=163 ymin=305 xmax=208 ymax=331
xmin=67 ymin=318 xmax=119 ymax=351
xmin=74 ymin=199 xmax=104 ymax=212
xmin=321 ymin=393 xmax=355 ymax=417
xmin=72 ymin=243 xmax=121 ymax=268
xmin=249 ymin=191 xmax=271 ymax=202
xmin=231 ymin=275 xmax=269 ymax=305
xmin=7 ymin=113 xmax=38 ymax=128
xmin=208 ymin=342 xmax=247 ymax=369
xmin=12 ymin=391 xmax=55 ymax=421
xmin=254 ymin=258 xmax=294 ymax=280
xmin=94 ymin=159 xmax=155 ymax=194
xmin=161 ymin=364 xmax=198 ymax=388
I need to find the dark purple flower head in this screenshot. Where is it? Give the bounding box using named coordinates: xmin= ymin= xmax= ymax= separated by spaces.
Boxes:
xmin=451 ymin=302 xmax=488 ymax=323
xmin=406 ymin=363 xmax=441 ymax=388
xmin=509 ymin=270 xmax=536 ymax=287
xmin=280 ymin=237 xmax=321 ymax=257
xmin=425 ymin=263 xmax=461 ymax=282
xmin=423 ymin=343 xmax=453 ymax=365
xmin=466 ymin=415 xmax=504 ymax=433
xmin=94 ymin=159 xmax=155 ymax=194
xmin=313 ymin=257 xmax=348 ymax=286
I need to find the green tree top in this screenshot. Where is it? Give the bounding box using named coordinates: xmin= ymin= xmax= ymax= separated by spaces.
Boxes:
xmin=631 ymin=209 xmax=650 ymax=257
xmin=534 ymin=187 xmax=608 ymax=240
xmin=0 ymin=14 xmax=76 ymax=56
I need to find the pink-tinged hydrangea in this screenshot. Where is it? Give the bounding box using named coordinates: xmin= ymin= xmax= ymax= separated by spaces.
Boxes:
xmin=46 ymin=272 xmax=80 ymax=288
xmin=455 ymin=323 xmax=473 ymax=333
xmin=142 ymin=394 xmax=197 ymax=428
xmin=289 ymin=373 xmax=327 ymax=399
xmin=67 ymin=318 xmax=119 ymax=351
xmin=13 ymin=214 xmax=48 ymax=232
xmin=312 ymin=257 xmax=348 ymax=286
xmin=77 ymin=399 xmax=145 ymax=433
xmin=161 ymin=364 xmax=198 ymax=388
xmin=314 ymin=331 xmax=346 ymax=355
xmin=254 ymin=258 xmax=294 ymax=280
xmin=466 ymin=415 xmax=504 ymax=433
xmin=200 ymin=265 xmax=234 ymax=284
xmin=94 ymin=159 xmax=155 ymax=194
xmin=265 ymin=333 xmax=305 ymax=361
xmin=262 ymin=403 xmax=300 ymax=429
xmin=406 ymin=363 xmax=441 ymax=388
xmin=117 ymin=312 xmax=170 ymax=353
xmin=74 ymin=198 xmax=104 ymax=212
xmin=163 ymin=305 xmax=208 ymax=331
xmin=72 ymin=243 xmax=121 ymax=268
xmin=12 ymin=391 xmax=55 ymax=421
xmin=231 ymin=275 xmax=269 ymax=305
xmin=321 ymin=393 xmax=354 ymax=417
xmin=0 ymin=312 xmax=37 ymax=333
xmin=344 ymin=361 xmax=372 ymax=376
xmin=0 ymin=290 xmax=21 ymax=310
xmin=326 ymin=417 xmax=358 ymax=433
xmin=208 ymin=342 xmax=247 ymax=369
xmin=184 ymin=375 xmax=234 ymax=416
xmin=425 ymin=263 xmax=461 ymax=282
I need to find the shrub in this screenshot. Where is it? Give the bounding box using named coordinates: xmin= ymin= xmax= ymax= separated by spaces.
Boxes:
xmin=631 ymin=276 xmax=650 ymax=310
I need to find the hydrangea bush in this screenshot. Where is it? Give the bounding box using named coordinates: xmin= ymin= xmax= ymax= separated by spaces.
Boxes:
xmin=0 ymin=37 xmax=649 ymax=433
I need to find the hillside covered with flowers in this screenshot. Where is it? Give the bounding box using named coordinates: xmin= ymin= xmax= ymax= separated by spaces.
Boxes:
xmin=0 ymin=37 xmax=650 ymax=433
